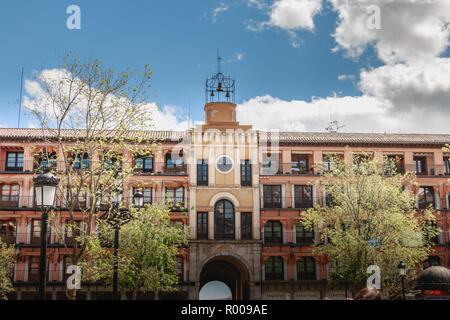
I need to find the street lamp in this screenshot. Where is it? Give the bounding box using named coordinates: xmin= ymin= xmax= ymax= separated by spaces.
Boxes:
xmin=98 ymin=188 xmax=142 ymax=300
xmin=33 ymin=169 xmax=60 ymax=300
xmin=398 ymin=261 xmax=406 ymax=300
xmin=133 ymin=189 xmax=144 ymax=207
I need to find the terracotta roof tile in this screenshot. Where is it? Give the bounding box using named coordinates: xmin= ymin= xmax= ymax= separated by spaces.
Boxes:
xmin=0 ymin=128 xmax=449 ymax=146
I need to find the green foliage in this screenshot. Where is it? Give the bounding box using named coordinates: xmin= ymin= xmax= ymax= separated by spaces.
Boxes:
xmin=25 ymin=52 xmax=160 ymax=300
xmin=0 ymin=239 xmax=17 ymax=300
xmin=84 ymin=203 xmax=188 ymax=299
xmin=301 ymin=153 xmax=440 ymax=299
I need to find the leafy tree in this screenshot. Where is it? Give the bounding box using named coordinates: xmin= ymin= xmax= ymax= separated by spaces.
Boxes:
xmin=86 ymin=202 xmax=188 ymax=300
xmin=25 ymin=52 xmax=157 ymax=299
xmin=0 ymin=239 xmax=17 ymax=300
xmin=301 ymin=153 xmax=440 ymax=299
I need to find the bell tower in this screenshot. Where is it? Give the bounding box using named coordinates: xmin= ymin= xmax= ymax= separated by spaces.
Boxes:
xmin=202 ymin=53 xmax=251 ymax=130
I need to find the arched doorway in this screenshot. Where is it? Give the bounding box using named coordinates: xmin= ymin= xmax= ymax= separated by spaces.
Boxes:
xmin=199 ymin=281 xmax=232 ymax=300
xmin=199 ymin=256 xmax=250 ymax=300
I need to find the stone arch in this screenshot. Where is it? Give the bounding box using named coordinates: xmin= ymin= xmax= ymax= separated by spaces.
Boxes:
xmin=196 ymin=252 xmax=252 ymax=282
xmin=209 ymin=192 xmax=240 ymax=207
xmin=198 ymin=254 xmax=252 ymax=300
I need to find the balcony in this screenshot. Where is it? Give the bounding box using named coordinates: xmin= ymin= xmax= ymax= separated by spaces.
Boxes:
xmin=260 ymin=163 xmax=315 ymax=175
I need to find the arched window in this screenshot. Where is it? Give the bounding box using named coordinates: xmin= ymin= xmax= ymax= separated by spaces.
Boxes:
xmin=264 ymin=220 xmax=282 ymax=244
xmin=214 ymin=199 xmax=235 ymax=240
xmin=296 ymin=257 xmax=316 ymax=280
xmin=265 ymin=256 xmax=284 ymax=280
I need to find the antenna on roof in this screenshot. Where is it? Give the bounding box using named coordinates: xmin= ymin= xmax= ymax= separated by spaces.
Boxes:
xmin=17 ymin=67 xmax=24 ymax=128
xmin=325 ymin=110 xmax=345 ymax=133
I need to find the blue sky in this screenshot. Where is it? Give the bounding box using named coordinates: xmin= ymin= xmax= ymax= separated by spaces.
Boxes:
xmin=0 ymin=0 xmax=449 ymax=133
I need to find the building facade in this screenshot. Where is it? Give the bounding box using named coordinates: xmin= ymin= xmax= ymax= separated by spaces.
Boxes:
xmin=1 ymin=74 xmax=449 ymax=300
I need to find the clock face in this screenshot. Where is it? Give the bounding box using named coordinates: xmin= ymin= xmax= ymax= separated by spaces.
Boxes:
xmin=216 ymin=155 xmax=233 ymax=173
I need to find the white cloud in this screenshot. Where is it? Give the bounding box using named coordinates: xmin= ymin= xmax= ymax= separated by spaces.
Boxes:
xmin=359 ymin=58 xmax=450 ymax=113
xmin=337 ymin=74 xmax=356 ymax=81
xmin=212 ymin=3 xmax=230 ymax=23
xmin=329 ymin=0 xmax=450 ymax=63
xmin=23 ymin=68 xmax=190 ymax=131
xmin=237 ymin=58 xmax=450 ymax=133
xmin=245 ymin=0 xmax=322 ymax=47
xmin=268 ymin=0 xmax=322 ymax=31
xmin=143 ymin=103 xmax=190 ymax=131
xmin=237 ymin=53 xmax=244 ymax=60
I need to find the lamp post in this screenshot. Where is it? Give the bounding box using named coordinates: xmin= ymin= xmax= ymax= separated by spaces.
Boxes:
xmin=398 ymin=261 xmax=406 ymax=300
xmin=33 ymin=169 xmax=60 ymax=300
xmin=99 ymin=188 xmax=142 ymax=300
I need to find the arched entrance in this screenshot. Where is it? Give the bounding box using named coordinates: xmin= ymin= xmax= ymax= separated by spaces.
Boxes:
xmin=199 ymin=256 xmax=250 ymax=300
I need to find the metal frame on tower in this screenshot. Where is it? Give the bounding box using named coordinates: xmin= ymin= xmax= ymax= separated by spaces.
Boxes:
xmin=205 ymin=52 xmax=235 ymax=104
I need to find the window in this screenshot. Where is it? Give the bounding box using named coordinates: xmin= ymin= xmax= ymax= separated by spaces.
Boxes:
xmin=417 ymin=186 xmax=435 ymax=209
xmin=291 ymin=154 xmax=309 ymax=174
xmin=241 ymin=160 xmax=252 ymax=186
xmin=35 ymin=151 xmax=57 ymax=170
xmin=324 ymin=189 xmax=337 ymax=207
xmin=295 ymin=222 xmax=313 ymax=244
xmin=197 ymin=212 xmax=208 ymax=239
xmin=384 ymin=155 xmax=404 ymax=175
xmin=104 ymin=153 xmax=122 ymax=171
xmin=197 ymin=160 xmax=208 ymax=186
xmin=72 ymin=153 xmax=89 ymax=169
xmin=135 ymin=156 xmax=153 ymax=173
xmin=294 ymin=185 xmax=313 ymax=208
xmin=69 ymin=189 xmax=87 ymax=209
xmin=262 ymin=153 xmax=280 ymax=175
xmin=414 ymin=157 xmax=427 ymax=175
xmin=133 ymin=187 xmax=152 ymax=205
xmin=1 ymin=184 xmax=20 ymax=207
xmin=263 ymin=185 xmax=282 ymax=208
xmin=31 ymin=219 xmax=50 ymax=244
xmin=165 ymin=187 xmax=184 ymax=205
xmin=264 ymin=220 xmax=283 ymax=244
xmin=176 ymin=256 xmax=184 ymax=281
xmin=265 ymin=257 xmax=284 ymax=280
xmin=29 ymin=257 xmax=40 ymax=282
xmin=444 ymin=157 xmax=450 ymax=175
xmin=296 ymin=257 xmax=316 ymax=280
xmin=165 ymin=150 xmax=184 ymax=168
xmin=65 ymin=221 xmax=87 ymax=246
xmin=214 ymin=199 xmax=235 ymax=240
xmin=28 ymin=257 xmax=49 ymax=282
xmin=0 ymin=220 xmax=16 ymax=244
xmin=6 ymin=152 xmax=24 ymax=171
xmin=322 ymin=154 xmax=340 ymax=172
xmin=241 ymin=212 xmax=252 ymax=240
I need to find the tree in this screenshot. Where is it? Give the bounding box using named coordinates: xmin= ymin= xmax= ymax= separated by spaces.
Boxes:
xmin=85 ymin=201 xmax=188 ymax=300
xmin=25 ymin=52 xmax=157 ymax=299
xmin=301 ymin=153 xmax=440 ymax=299
xmin=0 ymin=239 xmax=17 ymax=300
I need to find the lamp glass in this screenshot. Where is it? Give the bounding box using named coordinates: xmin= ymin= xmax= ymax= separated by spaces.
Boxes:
xmin=35 ymin=184 xmax=57 ymax=208
xmin=134 ymin=194 xmax=144 ymax=207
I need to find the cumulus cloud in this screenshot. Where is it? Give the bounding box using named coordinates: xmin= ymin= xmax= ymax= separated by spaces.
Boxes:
xmin=359 ymin=58 xmax=450 ymax=113
xmin=236 ymin=91 xmax=449 ymax=133
xmin=268 ymin=0 xmax=322 ymax=31
xmin=245 ymin=0 xmax=322 ymax=46
xmin=22 ymin=68 xmax=190 ymax=131
xmin=237 ymin=58 xmax=450 ymax=133
xmin=329 ymin=0 xmax=450 ymax=63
